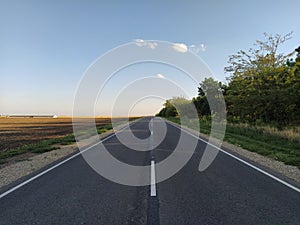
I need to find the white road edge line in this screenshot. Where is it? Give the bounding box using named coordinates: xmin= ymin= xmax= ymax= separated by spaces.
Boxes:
xmin=150 ymin=160 xmax=157 ymax=197
xmin=0 ymin=119 xmax=141 ymax=199
xmin=166 ymin=120 xmax=300 ymax=193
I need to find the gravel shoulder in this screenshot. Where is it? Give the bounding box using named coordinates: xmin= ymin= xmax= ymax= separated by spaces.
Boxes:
xmin=0 ymin=125 xmax=117 ymax=189
xmin=0 ymin=144 xmax=78 ymax=188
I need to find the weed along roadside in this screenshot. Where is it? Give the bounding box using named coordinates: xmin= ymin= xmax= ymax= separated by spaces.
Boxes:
xmin=163 ymin=117 xmax=300 ymax=169
xmin=163 ymin=117 xmax=300 ymax=183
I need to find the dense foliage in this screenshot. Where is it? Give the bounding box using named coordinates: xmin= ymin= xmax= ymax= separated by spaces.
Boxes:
xmin=157 ymin=33 xmax=300 ymax=126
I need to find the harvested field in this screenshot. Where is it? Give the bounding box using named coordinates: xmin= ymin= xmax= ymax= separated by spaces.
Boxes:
xmin=0 ymin=117 xmax=112 ymax=153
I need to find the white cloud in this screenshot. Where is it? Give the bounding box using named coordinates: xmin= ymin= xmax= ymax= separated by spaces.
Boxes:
xmin=134 ymin=39 xmax=157 ymax=49
xmin=172 ymin=43 xmax=188 ymax=53
xmin=188 ymin=43 xmax=206 ymax=53
xmin=188 ymin=44 xmax=197 ymax=53
xmin=200 ymin=43 xmax=206 ymax=51
xmin=134 ymin=40 xmax=205 ymax=53
xmin=134 ymin=39 xmax=145 ymax=47
xmin=156 ymin=73 xmax=166 ymax=79
xmin=148 ymin=42 xmax=158 ymax=49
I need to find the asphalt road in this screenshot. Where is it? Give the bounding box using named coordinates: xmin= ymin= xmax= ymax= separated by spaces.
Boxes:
xmin=0 ymin=117 xmax=300 ymax=224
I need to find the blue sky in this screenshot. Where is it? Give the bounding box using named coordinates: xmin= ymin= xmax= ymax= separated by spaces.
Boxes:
xmin=1 ymin=0 xmax=299 ymax=116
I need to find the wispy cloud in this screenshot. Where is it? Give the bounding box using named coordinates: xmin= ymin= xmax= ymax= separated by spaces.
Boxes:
xmin=134 ymin=39 xmax=145 ymax=47
xmin=200 ymin=44 xmax=206 ymax=51
xmin=156 ymin=73 xmax=166 ymax=79
xmin=134 ymin=39 xmax=157 ymax=49
xmin=189 ymin=44 xmax=206 ymax=53
xmin=171 ymin=42 xmax=206 ymax=54
xmin=134 ymin=39 xmax=206 ymax=54
xmin=172 ymin=43 xmax=188 ymax=53
xmin=148 ymin=42 xmax=157 ymax=49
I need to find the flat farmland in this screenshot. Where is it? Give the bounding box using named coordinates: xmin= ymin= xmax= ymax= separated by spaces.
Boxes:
xmin=0 ymin=117 xmax=112 ymax=153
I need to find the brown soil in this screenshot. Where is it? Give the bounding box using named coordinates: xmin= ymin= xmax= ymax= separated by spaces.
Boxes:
xmin=0 ymin=117 xmax=112 ymax=152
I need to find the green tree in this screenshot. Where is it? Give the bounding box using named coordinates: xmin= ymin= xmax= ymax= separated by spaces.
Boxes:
xmin=193 ymin=77 xmax=226 ymax=120
xmin=225 ymin=32 xmax=298 ymax=125
xmin=156 ymin=99 xmax=177 ymax=117
xmin=156 ymin=97 xmax=197 ymax=118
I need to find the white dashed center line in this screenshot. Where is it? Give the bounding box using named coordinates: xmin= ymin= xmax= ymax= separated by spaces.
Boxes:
xmin=150 ymin=160 xmax=157 ymax=196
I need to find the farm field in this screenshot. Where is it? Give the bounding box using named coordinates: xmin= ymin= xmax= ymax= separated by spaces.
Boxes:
xmin=0 ymin=117 xmax=113 ymax=153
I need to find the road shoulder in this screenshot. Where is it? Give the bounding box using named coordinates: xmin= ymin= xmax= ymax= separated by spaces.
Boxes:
xmin=165 ymin=118 xmax=300 ymax=184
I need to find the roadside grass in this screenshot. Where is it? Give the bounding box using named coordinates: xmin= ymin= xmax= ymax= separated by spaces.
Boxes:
xmin=165 ymin=117 xmax=300 ymax=169
xmin=97 ymin=124 xmax=112 ymax=134
xmin=231 ymin=123 xmax=300 ymax=142
xmin=0 ymin=124 xmax=113 ymax=164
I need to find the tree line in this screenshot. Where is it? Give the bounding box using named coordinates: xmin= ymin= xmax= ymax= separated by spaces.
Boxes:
xmin=157 ymin=33 xmax=300 ymax=126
